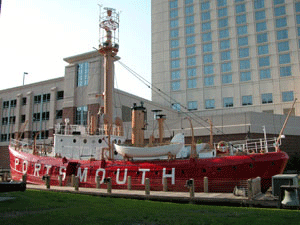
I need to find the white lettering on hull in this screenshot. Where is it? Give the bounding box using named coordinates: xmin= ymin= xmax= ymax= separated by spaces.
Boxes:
xmin=34 ymin=163 xmax=41 ymax=177
xmin=116 ymin=169 xmax=128 ymax=184
xmin=22 ymin=161 xmax=28 ymax=174
xmin=139 ymin=168 xmax=150 ymax=185
xmin=95 ymin=168 xmax=106 ymax=184
xmin=59 ymin=166 xmax=66 ymax=181
xmin=77 ymin=167 xmax=88 ymax=182
xmin=15 ymin=158 xmax=19 ymax=169
xmin=162 ymin=168 xmax=175 ymax=185
xmin=45 ymin=165 xmax=52 ymax=175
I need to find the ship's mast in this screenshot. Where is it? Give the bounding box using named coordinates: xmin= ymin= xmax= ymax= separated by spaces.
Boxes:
xmin=98 ymin=7 xmax=120 ymax=135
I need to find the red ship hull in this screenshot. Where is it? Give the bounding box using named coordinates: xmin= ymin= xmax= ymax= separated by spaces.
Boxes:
xmin=9 ymin=146 xmax=289 ymax=193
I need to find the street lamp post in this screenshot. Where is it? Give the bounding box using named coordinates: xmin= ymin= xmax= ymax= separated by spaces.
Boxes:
xmin=23 ymin=72 xmax=28 ymax=86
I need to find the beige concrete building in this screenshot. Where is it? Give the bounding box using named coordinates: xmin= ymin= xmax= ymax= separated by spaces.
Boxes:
xmin=152 ymin=0 xmax=300 ymax=116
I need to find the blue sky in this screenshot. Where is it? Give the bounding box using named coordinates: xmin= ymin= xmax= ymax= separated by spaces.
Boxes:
xmin=0 ymin=0 xmax=151 ymax=99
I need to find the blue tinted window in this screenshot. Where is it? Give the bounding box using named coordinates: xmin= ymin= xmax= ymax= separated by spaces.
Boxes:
xmin=256 ymin=22 xmax=267 ymax=32
xmin=274 ymin=6 xmax=286 ymax=17
xmin=221 ymin=51 xmax=231 ymax=61
xmin=240 ymin=71 xmax=251 ymax=81
xmin=258 ymin=45 xmax=269 ymax=55
xmin=220 ymin=40 xmax=230 ymax=49
xmin=222 ymin=74 xmax=232 ymax=84
xmin=186 ymin=26 xmax=195 ymax=35
xmin=218 ymin=0 xmax=227 ymax=7
xmin=257 ymin=33 xmax=268 ymax=43
xmin=219 ymin=29 xmax=229 ymax=39
xmin=236 ymin=4 xmax=246 ymax=13
xmin=296 ymin=2 xmax=300 ymax=13
xmin=262 ymin=93 xmax=273 ymax=104
xmin=282 ymin=91 xmax=294 ymax=102
xmin=203 ymin=43 xmax=212 ymax=52
xmin=203 ymin=54 xmax=213 ymax=64
xmin=171 ymin=70 xmax=180 ymax=80
xmin=172 ymin=103 xmax=181 ymax=112
xmin=171 ymin=60 xmax=180 ymax=69
xmin=274 ymin=0 xmax=285 ymax=5
xmin=202 ymin=32 xmax=212 ymax=42
xmin=260 ymin=68 xmax=271 ymax=79
xmin=185 ymin=6 xmax=194 ymax=15
xmin=237 ymin=25 xmax=248 ymax=36
xmin=219 ymin=18 xmax=228 ymax=28
xmin=218 ymin=8 xmax=228 ymax=17
xmin=204 ymin=65 xmax=214 ymax=74
xmin=240 ymin=60 xmax=250 ymax=70
xmin=254 ymin=0 xmax=264 ymax=9
xmin=279 ymin=53 xmax=290 ymax=64
xmin=170 ymin=1 xmax=178 ymax=9
xmin=185 ymin=16 xmax=194 ymax=25
xmin=188 ymin=101 xmax=198 ymax=110
xmin=202 ymin=22 xmax=211 ymax=31
xmin=204 ymin=76 xmax=214 ymax=86
xmin=280 ymin=66 xmax=291 ymax=77
xmin=242 ymin=95 xmax=253 ymax=106
xmin=201 ymin=2 xmax=210 ymax=11
xmin=170 ymin=29 xmax=179 ymax=38
xmin=239 ymin=48 xmax=249 ymax=58
xmin=296 ymin=15 xmax=300 ymax=24
xmin=171 ymin=49 xmax=180 ymax=58
xmin=276 ymin=17 xmax=287 ymax=28
xmin=221 ymin=62 xmax=232 ymax=72
xmin=236 ymin=14 xmax=247 ymax=24
xmin=187 ymin=68 xmax=196 ymax=77
xmin=238 ymin=37 xmax=248 ymax=46
xmin=259 ymin=56 xmax=270 ymax=67
xmin=255 ymin=10 xmax=266 ymax=20
xmin=170 ymin=10 xmax=178 ymax=18
xmin=170 ymin=19 xmax=179 ymax=28
xmin=170 ymin=40 xmax=179 ymax=48
xmin=186 ymin=46 xmax=196 ymax=55
xmin=171 ymin=81 xmax=180 ymax=91
xmin=77 ymin=62 xmax=89 ymax=87
xmin=187 ymin=57 xmax=196 ymax=66
xmin=277 ymin=41 xmax=289 ymax=52
xmin=187 ymin=79 xmax=197 ymax=88
xmin=223 ymin=97 xmax=233 ymax=107
xmin=186 ymin=36 xmax=195 ymax=45
xmin=202 ymin=11 xmax=210 ymax=21
xmin=205 ymin=99 xmax=215 ymax=109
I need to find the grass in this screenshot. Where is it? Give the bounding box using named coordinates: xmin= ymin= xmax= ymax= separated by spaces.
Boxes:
xmin=0 ymin=190 xmax=299 ymax=225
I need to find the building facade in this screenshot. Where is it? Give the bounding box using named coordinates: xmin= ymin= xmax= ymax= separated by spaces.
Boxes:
xmin=152 ymin=0 xmax=300 ymax=116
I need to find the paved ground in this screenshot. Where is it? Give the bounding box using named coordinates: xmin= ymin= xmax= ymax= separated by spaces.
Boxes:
xmin=26 ymin=184 xmax=279 ymax=208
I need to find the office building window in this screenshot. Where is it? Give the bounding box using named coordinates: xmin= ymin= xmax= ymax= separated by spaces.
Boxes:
xmin=201 ymin=11 xmax=210 ymax=21
xmin=274 ymin=6 xmax=286 ymax=17
xmin=202 ymin=22 xmax=211 ymax=32
xmin=10 ymin=100 xmax=17 ymax=107
xmin=188 ymin=101 xmax=198 ymax=111
xmin=172 ymin=103 xmax=181 ymax=112
xmin=260 ymin=68 xmax=271 ymax=79
xmin=170 ymin=10 xmax=178 ymax=18
xmin=3 ymin=101 xmax=9 ymax=108
xmin=242 ymin=95 xmax=253 ymax=106
xmin=255 ymin=10 xmax=266 ymax=20
xmin=187 ymin=68 xmax=196 ymax=77
xmin=186 ymin=36 xmax=195 ymax=45
xmin=220 ymin=39 xmax=230 ymax=49
xmin=237 ymin=25 xmax=248 ymax=36
xmin=274 ymin=0 xmax=285 ymax=5
xmin=185 ymin=6 xmax=194 ymax=15
xmin=170 ymin=19 xmax=179 ymax=28
xmin=170 ymin=1 xmax=178 ymax=9
xmin=222 ymin=74 xmax=232 ymax=84
xmin=202 ymin=32 xmax=212 ymax=42
xmin=171 ymin=59 xmax=180 ymax=69
xmin=223 ymin=97 xmax=233 ymax=107
xmin=171 ymin=81 xmax=180 ymax=91
xmin=219 ymin=29 xmax=229 ymax=39
xmin=203 ymin=54 xmax=213 ymax=64
xmin=221 ymin=51 xmax=231 ymax=61
xmin=236 ymin=14 xmax=246 ymax=24
xmin=279 ymin=53 xmax=290 ymax=64
xmin=204 ymin=76 xmax=214 ymax=86
xmin=239 ymin=48 xmax=249 ymax=58
xmin=201 ymin=2 xmax=210 ymax=11
xmin=256 ymin=22 xmax=267 ymax=32
xmin=219 ymin=18 xmax=228 ymax=28
xmin=187 ymin=57 xmax=196 ymax=66
xmin=77 ymin=62 xmax=89 ymax=87
xmin=204 ymin=65 xmax=214 ymax=75
xmin=277 ymin=29 xmax=288 ymax=40
xmin=171 ymin=49 xmax=180 ymax=58
xmin=205 ymin=99 xmax=215 ymax=109
xmin=22 ymin=97 xmax=27 ymax=105
xmin=186 ymin=46 xmax=196 ymax=55
xmin=56 ymin=110 xmax=63 ymax=119
xmin=239 ymin=60 xmax=250 ymax=70
xmin=221 ymin=62 xmax=232 ymax=72
xmin=238 ymin=37 xmax=248 ymax=46
xmin=218 ymin=8 xmax=228 ymax=18
xmin=296 ymin=2 xmax=300 ymax=13
xmin=171 ymin=70 xmax=180 ymax=80
xmin=34 ymin=95 xmax=41 ymax=104
xmin=254 ymin=0 xmax=264 ymax=10
xmin=185 ymin=0 xmax=193 ymax=4
xmin=280 ymin=66 xmax=291 ymax=77
xmin=262 ymin=93 xmax=273 ymax=104
xmin=76 ymin=106 xmax=88 ymax=125
xmin=185 ymin=16 xmax=194 ymax=25
xmin=275 ymin=17 xmax=287 ymax=28
xmin=57 ymin=91 xmax=64 ymax=100
xmin=187 ymin=79 xmax=197 ymax=88
xmin=186 ymin=26 xmax=195 ymax=35
xmin=296 ymin=15 xmax=300 ymax=24
xmin=282 ymin=91 xmax=294 ymax=102
xmin=240 ymin=71 xmax=251 ymax=81
xmin=259 ymin=56 xmax=270 ymax=67
xmin=170 ymin=29 xmax=179 ymax=38
xmin=203 ymin=43 xmax=212 ymax=52
xmin=258 ymin=45 xmax=269 ymax=55
xmin=257 ymin=33 xmax=268 ymax=43
xmin=21 ymin=115 xmax=26 ymax=123
xmin=170 ymin=40 xmax=179 ymax=48
xmin=218 ymin=0 xmax=227 ymax=7
xmin=236 ymin=4 xmax=246 ymax=14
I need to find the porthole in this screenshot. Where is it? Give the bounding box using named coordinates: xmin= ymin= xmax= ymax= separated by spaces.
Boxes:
xmin=181 ymin=170 xmax=185 ymax=174
xmin=155 ymin=171 xmax=158 ymax=175
xmin=202 ymin=169 xmax=206 ymax=173
xmin=249 ymin=163 xmax=253 ymax=168
xmin=83 ymin=139 xmax=87 ymax=144
xmin=98 ymin=139 xmax=102 ymax=144
xmin=271 ymin=162 xmax=275 ymax=166
xmin=113 ymin=139 xmax=117 ymax=144
xmin=232 ymin=166 xmax=237 ymax=170
xmin=114 ymin=151 xmax=118 ymax=155
xmin=60 ymin=139 xmax=63 ymax=142
xmin=217 ymin=168 xmax=222 ymax=172
xmin=73 ymin=139 xmax=77 ymax=143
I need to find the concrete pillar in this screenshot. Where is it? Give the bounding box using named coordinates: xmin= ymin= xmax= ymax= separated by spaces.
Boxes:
xmin=22 ymin=173 xmax=27 ymax=183
xmin=45 ymin=176 xmax=50 ymax=189
xmin=74 ymin=176 xmax=79 ymax=191
xmin=189 ymin=179 xmax=195 ymax=198
xmin=145 ymin=178 xmax=150 ymax=196
xmin=204 ymin=177 xmax=208 ymax=193
xmin=127 ymin=176 xmax=132 ymax=190
xmin=107 ymin=177 xmax=112 ymax=194
xmin=58 ymin=175 xmax=62 ymax=186
xmin=96 ymin=176 xmax=100 ymax=189
xmin=163 ymin=177 xmax=168 ymax=192
xmin=71 ymin=174 xmax=75 ymax=187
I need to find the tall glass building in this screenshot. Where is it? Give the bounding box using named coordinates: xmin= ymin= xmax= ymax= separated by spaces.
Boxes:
xmin=152 ymin=0 xmax=300 ymax=116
